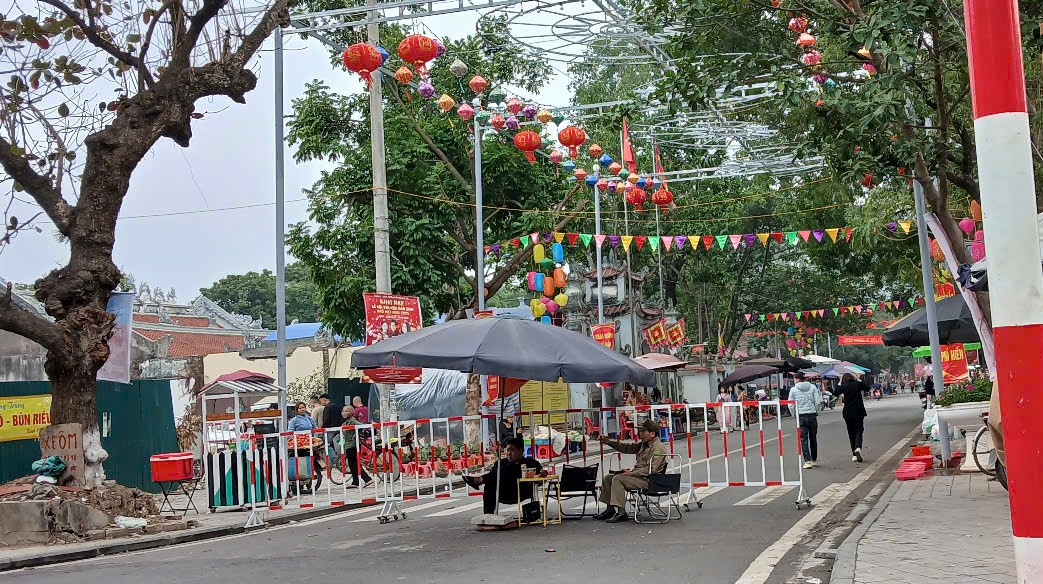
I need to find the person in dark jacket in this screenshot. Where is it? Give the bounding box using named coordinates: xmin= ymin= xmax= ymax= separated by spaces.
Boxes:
xmin=838 ymin=374 xmax=868 ymax=462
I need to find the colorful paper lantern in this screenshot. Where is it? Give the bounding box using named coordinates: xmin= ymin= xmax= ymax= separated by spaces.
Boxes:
xmin=543 ymin=276 xmax=555 ymax=297
xmin=574 ymin=168 xmax=588 ymax=182
xmin=490 ymin=114 xmax=506 ymax=130
xmin=549 ymin=150 xmax=563 ymax=164
xmin=457 ymin=103 xmax=475 ymax=120
xmin=652 ymin=188 xmax=673 ymax=206
xmin=532 ymin=243 xmax=546 ymax=263
xmin=788 ymin=16 xmax=808 ymax=33
xmin=929 ymin=238 xmax=945 ymax=261
xmin=489 ymin=87 xmax=507 ymax=104
xmin=476 ymin=110 xmax=491 ymax=124
xmin=608 ymin=161 xmax=622 ymax=175
xmin=342 ymin=43 xmax=383 ymax=85
xmin=970 ymin=200 xmax=983 ymax=222
xmin=796 ymin=33 xmax=816 ymax=47
xmin=599 ymin=153 xmax=614 ymax=167
xmin=506 ymin=97 xmax=524 ymax=115
xmin=534 ymin=272 xmax=545 ymax=291
xmin=522 ymin=103 xmax=538 ymax=119
xmin=536 ymin=109 xmax=553 ymax=124
xmin=394 ymin=66 xmax=414 ymax=85
xmin=397 ymin=35 xmax=439 ymax=75
xmin=533 ymin=303 xmax=547 ymax=318
xmin=971 ymin=241 xmax=986 ymax=262
xmin=418 ymin=81 xmax=435 ymax=99
xmin=505 ymin=115 xmax=520 ymax=130
xmin=437 ymin=94 xmax=456 ymax=113
xmin=585 ymin=175 xmax=598 ymax=187
xmin=636 ymin=176 xmax=647 ymax=188
xmin=958 ymin=218 xmax=975 ymax=235
xmin=562 ymin=160 xmax=576 ymax=173
xmin=626 ymin=187 xmax=647 ymax=209
xmin=554 ymin=293 xmax=568 ymax=307
xmin=551 ymin=243 xmax=564 ymax=263
xmin=434 ymin=38 xmax=446 ymax=58
xmin=514 ymin=130 xmax=541 ymax=164
xmin=553 ymin=267 xmax=566 ymax=287
xmin=468 ymin=75 xmax=488 ymax=94
xmin=530 ymin=298 xmax=541 ymax=312
xmin=377 ymin=46 xmax=389 ymax=64
xmin=862 ymin=63 xmax=876 ymax=75
xmin=974 ymin=229 xmax=984 ymax=242
xmin=539 ymin=258 xmax=554 ymax=271
xmin=801 ymin=50 xmax=822 ymax=66
xmin=540 ymin=315 xmax=552 ymax=325
xmin=527 ymin=272 xmax=537 ymax=291
xmin=813 ymin=72 xmax=828 ymax=85
xmin=627 ymin=173 xmax=639 ymax=185
xmin=887 ymin=222 xmax=897 ymax=233
xmin=589 ymin=144 xmax=604 ymax=159
xmin=449 ymin=59 xmax=468 ymax=77
xmin=596 ymin=179 xmax=609 ymax=191
xmin=546 ymin=300 xmax=559 ymax=314
xmin=557 ymin=126 xmax=587 ymax=159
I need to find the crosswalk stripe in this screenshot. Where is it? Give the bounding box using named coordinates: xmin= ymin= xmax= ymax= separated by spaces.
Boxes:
xmin=733 ymin=486 xmax=795 ymax=506
xmin=423 ymin=501 xmax=486 ymax=517
xmin=349 ymin=499 xmax=453 ymax=522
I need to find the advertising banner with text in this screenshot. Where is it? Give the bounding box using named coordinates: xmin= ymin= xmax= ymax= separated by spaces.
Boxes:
xmin=362 ymin=293 xmax=423 ymax=384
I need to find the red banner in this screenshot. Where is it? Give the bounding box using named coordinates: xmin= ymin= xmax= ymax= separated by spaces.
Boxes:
xmin=941 ymin=343 xmax=969 ymax=384
xmin=666 ymin=319 xmax=687 ymax=347
xmin=644 ymin=320 xmax=668 ymax=348
xmin=362 ymin=293 xmax=423 ymax=384
xmin=837 ymin=335 xmax=884 ymax=346
xmin=590 ymin=323 xmax=616 ymax=350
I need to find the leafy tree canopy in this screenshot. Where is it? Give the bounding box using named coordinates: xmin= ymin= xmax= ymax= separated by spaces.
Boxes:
xmin=200 ymin=264 xmax=320 ymax=327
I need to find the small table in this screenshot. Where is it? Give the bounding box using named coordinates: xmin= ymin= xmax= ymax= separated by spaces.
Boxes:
xmin=517 ymin=475 xmax=562 ymax=527
xmin=156 ymin=476 xmax=203 ymax=518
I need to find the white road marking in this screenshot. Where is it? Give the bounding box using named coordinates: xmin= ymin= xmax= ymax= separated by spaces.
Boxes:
xmin=734 ymin=486 xmax=796 ymax=506
xmin=349 ymin=499 xmax=452 ymax=522
xmin=423 ymin=501 xmax=485 ymax=517
xmin=735 ymin=426 xmax=920 ymax=584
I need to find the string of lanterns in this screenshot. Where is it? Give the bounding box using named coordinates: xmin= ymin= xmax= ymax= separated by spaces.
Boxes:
xmin=526 ymin=242 xmax=570 ymax=322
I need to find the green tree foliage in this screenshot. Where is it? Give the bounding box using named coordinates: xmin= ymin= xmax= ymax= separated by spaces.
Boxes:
xmin=287 ymin=21 xmax=589 ymax=338
xmin=200 ymin=264 xmax=320 ymax=327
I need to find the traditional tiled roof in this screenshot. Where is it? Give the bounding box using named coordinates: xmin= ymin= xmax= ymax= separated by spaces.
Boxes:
xmin=135 ymin=330 xmax=244 ymax=357
xmin=133 ymin=314 xmax=214 ymax=328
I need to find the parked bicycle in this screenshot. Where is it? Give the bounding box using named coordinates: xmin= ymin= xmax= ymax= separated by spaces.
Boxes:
xmin=970 ymin=412 xmax=1008 ymax=491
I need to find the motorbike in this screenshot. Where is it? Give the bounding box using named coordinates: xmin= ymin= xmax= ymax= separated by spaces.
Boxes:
xmin=820 ymin=391 xmax=837 ymax=411
xmin=872 ymin=388 xmax=883 ymax=401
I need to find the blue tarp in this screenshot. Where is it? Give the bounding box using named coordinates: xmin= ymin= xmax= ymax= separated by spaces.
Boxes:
xmin=262 ymin=322 xmax=361 ymax=345
xmin=392 ymin=369 xmax=467 ymax=420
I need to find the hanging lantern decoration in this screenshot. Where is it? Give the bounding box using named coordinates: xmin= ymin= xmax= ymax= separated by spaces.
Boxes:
xmin=539 ymin=258 xmax=554 ymax=271
xmin=929 ymin=238 xmax=945 ymax=261
xmin=653 ymin=178 xmax=662 ymax=189
xmin=971 ymin=242 xmax=986 ymax=262
xmin=546 ymin=300 xmax=559 ymax=315
xmin=397 ymin=35 xmax=439 ymax=75
xmin=589 ymin=144 xmax=604 ymax=159
xmin=562 ymin=160 xmax=576 ymax=173
xmin=652 ymin=188 xmax=673 ymax=206
xmin=543 ymin=276 xmax=555 ymax=297
xmin=636 ymin=176 xmax=647 ymax=188
xmin=553 ymin=267 xmax=567 ymax=288
xmin=813 ymin=72 xmax=828 ymax=85
xmin=551 ymin=112 xmax=565 ymax=125
xmin=534 ymin=272 xmax=545 ymax=292
xmin=505 ymin=115 xmax=520 ymax=130
xmin=490 ymin=114 xmax=506 ymax=130
xmin=506 ymin=97 xmax=524 ymax=115
xmin=457 ymin=103 xmax=475 ymax=120
xmin=449 ymin=58 xmax=468 ymax=77
xmin=796 ymin=32 xmax=817 ymax=47
xmin=626 ymin=187 xmax=647 ymax=210
xmin=437 ymin=93 xmax=456 ymax=113
xmin=342 ymin=43 xmax=383 ymax=85
xmin=788 ymin=16 xmax=809 ymax=33
xmin=532 ymin=243 xmax=546 ymax=263
xmin=377 ymin=45 xmax=390 ymax=65
xmin=557 ymin=126 xmax=587 ymax=159
xmin=551 ymin=243 xmax=565 ymax=263
xmin=476 ymin=110 xmax=491 ymax=125
xmin=549 ymin=150 xmax=563 ymax=164
xmin=860 ymin=172 xmax=874 ymax=188
xmin=554 ymin=293 xmax=568 ymax=308
xmin=489 ymin=87 xmax=507 ymax=104
xmin=529 ymin=298 xmax=541 ymax=312
xmin=527 ymin=272 xmax=537 ymax=291
xmin=585 ymin=175 xmax=598 ymax=188
xmin=394 ymin=66 xmax=414 ymax=85
xmin=418 ymin=81 xmax=436 ymax=99
xmin=599 ymin=153 xmax=614 ymax=167
xmin=434 ymin=38 xmax=446 ymax=57
xmin=862 ymin=63 xmax=876 ymax=75
xmin=596 ymin=179 xmax=609 ymax=191
xmin=468 ymin=75 xmax=488 ymax=94
xmin=536 ymin=109 xmax=553 ymax=124
xmin=974 ymin=229 xmax=984 ymax=242
xmin=574 ymin=168 xmax=588 ymax=182
xmin=540 ymin=315 xmax=552 ymax=325
xmin=522 ymin=103 xmax=538 ymax=119
xmin=513 ymin=130 xmax=542 ymax=164
xmin=970 ymin=200 xmax=983 ymax=222
xmin=607 ymin=181 xmax=617 ymax=192
xmin=857 ymin=46 xmax=872 ymax=59
xmin=801 ymin=50 xmax=822 ymax=66
xmin=958 ymin=218 xmax=975 ymax=235
xmin=608 ymin=161 xmax=622 ymax=175
xmin=532 ymin=302 xmax=547 ymax=318
xmin=627 ymin=173 xmax=639 ymax=185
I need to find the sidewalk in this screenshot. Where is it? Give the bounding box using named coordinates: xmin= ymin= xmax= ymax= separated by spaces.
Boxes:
xmin=831 ymin=473 xmax=1016 ymax=584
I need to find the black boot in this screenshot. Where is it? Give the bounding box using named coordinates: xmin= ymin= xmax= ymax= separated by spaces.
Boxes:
xmin=606 ymin=510 xmax=630 ymax=523
xmin=593 ymin=507 xmax=615 ymax=520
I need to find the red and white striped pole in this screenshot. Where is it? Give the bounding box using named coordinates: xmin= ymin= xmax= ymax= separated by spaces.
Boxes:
xmin=964 ymin=2 xmax=1043 ymax=581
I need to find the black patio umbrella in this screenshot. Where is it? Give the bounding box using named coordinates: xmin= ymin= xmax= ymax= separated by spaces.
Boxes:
xmin=351 ymin=316 xmax=656 ymax=387
xmin=882 ymin=294 xmax=980 ymax=347
xmin=720 ymin=365 xmax=780 ymax=387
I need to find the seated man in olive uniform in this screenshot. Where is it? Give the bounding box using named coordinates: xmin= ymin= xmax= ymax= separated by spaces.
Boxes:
xmin=594 ymin=419 xmax=668 ymax=523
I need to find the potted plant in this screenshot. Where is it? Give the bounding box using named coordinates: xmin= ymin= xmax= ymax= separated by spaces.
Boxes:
xmin=935 ymin=377 xmax=992 ymax=429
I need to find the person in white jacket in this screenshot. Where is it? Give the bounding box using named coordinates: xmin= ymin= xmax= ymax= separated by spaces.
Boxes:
xmin=788 ymin=372 xmax=822 ymax=469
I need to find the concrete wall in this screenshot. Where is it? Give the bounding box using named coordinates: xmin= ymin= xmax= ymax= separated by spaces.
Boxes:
xmin=202 ymin=346 xmax=361 ymax=384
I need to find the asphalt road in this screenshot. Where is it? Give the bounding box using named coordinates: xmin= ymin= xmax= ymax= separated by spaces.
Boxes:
xmin=9 ymin=393 xmax=926 ymax=584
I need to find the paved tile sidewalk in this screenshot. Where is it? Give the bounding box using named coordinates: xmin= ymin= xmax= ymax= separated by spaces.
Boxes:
xmin=849 ymin=474 xmax=1015 ymax=584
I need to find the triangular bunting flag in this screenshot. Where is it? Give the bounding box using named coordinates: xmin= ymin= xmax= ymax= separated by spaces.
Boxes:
xmin=543 ymin=232 xmax=553 ymax=243
xmin=898 ymin=220 xmax=912 ymax=234
xmin=579 ymin=233 xmax=593 ymax=247
xmin=757 ymin=233 xmax=770 ymax=246
xmin=715 ymin=235 xmax=728 ymax=249
xmin=660 ymin=236 xmax=672 ymax=252
xmin=799 ymin=230 xmax=811 ymax=242
xmin=845 ymin=227 xmax=854 ymax=242
xmin=826 ymin=228 xmax=840 ymax=243
xmin=770 ymin=232 xmax=783 ymax=244
xmin=785 ymin=231 xmax=798 ymax=245
xmin=832 ymin=308 xmax=840 ymax=316
xmin=594 ymin=234 xmax=606 ymax=248
xmin=511 ymin=238 xmax=521 ymax=249
xmin=744 ymin=314 xmax=752 ymax=322
xmin=649 ymin=237 xmax=660 ymax=252
xmin=689 ymin=236 xmax=700 ymax=251
xmin=766 ymin=313 xmax=774 ymax=321
xmin=759 ymin=314 xmax=766 ymax=322
xmin=729 ymin=234 xmax=742 ymax=250
xmin=621 ymin=235 xmax=634 ymax=252
xmin=885 ymin=301 xmax=894 ymax=310
xmin=781 ymin=312 xmax=789 ymax=321
xmin=915 ymin=297 xmax=923 ymax=306
xmin=530 ymin=232 xmax=539 ymax=244
xmin=812 ymin=230 xmax=825 ymax=242
xmin=816 ymin=309 xmax=824 ymax=317
xmin=703 ymin=236 xmax=715 ymax=250
xmin=854 ymin=305 xmax=862 ymax=313
xmin=635 ymin=235 xmax=647 ymax=250
xmin=566 ymin=233 xmax=579 ymax=246
xmin=743 ymin=234 xmax=757 ymax=247
xmin=553 ymin=232 xmax=565 ymax=243
xmin=609 ymin=235 xmax=620 ymax=248
xmin=841 ymin=307 xmax=849 ymax=315
xmin=675 ymin=235 xmax=688 ymax=250
xmin=803 ymin=310 xmax=811 ymax=319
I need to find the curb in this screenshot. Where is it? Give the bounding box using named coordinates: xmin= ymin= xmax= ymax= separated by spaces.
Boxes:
xmin=828 ymin=479 xmax=900 ymax=584
xmin=0 ymin=501 xmax=375 ymax=572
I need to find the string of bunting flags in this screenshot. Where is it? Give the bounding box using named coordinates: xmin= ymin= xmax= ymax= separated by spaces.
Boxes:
xmin=744 ymin=297 xmax=925 ymax=324
xmin=483 ymin=226 xmax=868 ymax=257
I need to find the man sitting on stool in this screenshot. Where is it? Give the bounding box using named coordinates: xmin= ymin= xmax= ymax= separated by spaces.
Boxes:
xmin=594 ymin=419 xmax=668 ymax=523
xmin=464 ymin=437 xmax=542 ymax=521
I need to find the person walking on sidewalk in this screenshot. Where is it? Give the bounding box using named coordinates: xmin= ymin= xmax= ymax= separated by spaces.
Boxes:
xmin=838 ymin=373 xmax=868 ymax=462
xmin=788 ymin=373 xmax=821 ymax=469
xmin=339 ymin=405 xmax=373 ymax=488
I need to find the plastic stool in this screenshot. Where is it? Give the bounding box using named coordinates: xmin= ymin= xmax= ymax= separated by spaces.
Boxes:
xmin=536 ymin=444 xmax=552 ymax=459
xmin=659 ymin=428 xmax=670 ymax=441
xmin=524 ymin=445 xmax=533 ymax=457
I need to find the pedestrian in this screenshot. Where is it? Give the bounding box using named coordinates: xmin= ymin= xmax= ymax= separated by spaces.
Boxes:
xmin=320 ymin=393 xmax=344 ymax=430
xmin=340 ymin=405 xmax=373 ymax=488
xmin=651 ymin=386 xmax=662 ymax=403
xmin=498 ymin=414 xmax=517 ymax=444
xmin=837 ymin=374 xmax=868 ymax=462
xmin=715 ymin=385 xmax=734 ymax=433
xmin=788 ymin=372 xmax=821 ymax=469
xmin=309 ymin=397 xmax=324 ymax=425
xmin=352 ymin=396 xmax=369 ymax=424
xmin=288 ymin=402 xmax=318 ymax=432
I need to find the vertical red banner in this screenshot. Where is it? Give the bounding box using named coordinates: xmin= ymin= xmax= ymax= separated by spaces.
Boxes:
xmin=361 ymin=293 xmax=424 ymax=383
xmin=940 ymin=343 xmax=969 ymax=384
xmin=590 ymin=323 xmax=616 ymax=350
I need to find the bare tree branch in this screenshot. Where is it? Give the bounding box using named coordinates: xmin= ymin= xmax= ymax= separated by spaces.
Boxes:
xmin=0 ymin=135 xmax=74 ymax=235
xmin=0 ymin=284 xmax=67 ymax=354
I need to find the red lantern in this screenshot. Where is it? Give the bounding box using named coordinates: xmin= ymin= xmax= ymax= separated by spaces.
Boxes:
xmin=468 ymin=75 xmax=488 ymax=94
xmin=626 ymin=187 xmax=646 ymax=210
xmin=608 ymin=161 xmax=622 ymax=175
xmin=596 ymin=179 xmax=609 ymax=191
xmin=929 ymin=238 xmax=945 ymax=261
xmin=557 ymin=126 xmax=587 ymax=159
xmin=652 ymin=188 xmax=673 ymax=206
xmin=342 ymin=43 xmax=383 ymax=85
xmin=394 ymin=66 xmax=413 ymax=85
xmin=514 ymin=130 xmax=542 ymax=164
xmin=490 ymin=114 xmax=506 ymax=130
xmin=788 ymin=17 xmax=808 ymax=33
xmin=397 ymin=35 xmax=439 ymax=75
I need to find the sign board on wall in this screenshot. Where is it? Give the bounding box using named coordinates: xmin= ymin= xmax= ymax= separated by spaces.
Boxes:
xmin=940 ymin=343 xmax=969 ymax=384
xmin=0 ymin=395 xmax=52 ymax=442
xmin=39 ymin=423 xmax=85 ymax=486
xmin=519 ymin=379 xmax=568 ymax=425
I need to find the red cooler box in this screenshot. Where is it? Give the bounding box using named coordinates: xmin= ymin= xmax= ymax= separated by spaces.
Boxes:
xmin=151 ymin=452 xmax=194 ymax=482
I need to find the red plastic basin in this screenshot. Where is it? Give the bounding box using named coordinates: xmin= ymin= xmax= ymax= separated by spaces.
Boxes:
xmin=150 ymin=452 xmax=194 ymax=482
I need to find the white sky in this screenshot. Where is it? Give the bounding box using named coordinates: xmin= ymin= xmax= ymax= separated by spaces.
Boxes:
xmin=2 ymin=7 xmax=572 ymax=298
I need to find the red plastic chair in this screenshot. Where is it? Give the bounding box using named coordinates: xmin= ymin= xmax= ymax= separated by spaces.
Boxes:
xmin=619 ymin=415 xmax=636 ymax=440
xmin=584 ymin=416 xmax=601 ymax=436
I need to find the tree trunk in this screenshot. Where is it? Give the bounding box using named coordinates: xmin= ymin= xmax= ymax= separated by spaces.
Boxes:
xmin=44 ymin=342 xmax=112 ymax=487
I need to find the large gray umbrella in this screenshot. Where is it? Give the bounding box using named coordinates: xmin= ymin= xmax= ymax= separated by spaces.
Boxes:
xmin=883 ymin=295 xmax=979 ymax=347
xmin=351 ymin=317 xmax=656 ymax=386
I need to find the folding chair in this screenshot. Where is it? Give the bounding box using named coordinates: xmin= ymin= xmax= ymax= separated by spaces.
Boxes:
xmin=626 ymin=453 xmax=683 ymax=524
xmin=556 ymin=464 xmax=600 ymax=519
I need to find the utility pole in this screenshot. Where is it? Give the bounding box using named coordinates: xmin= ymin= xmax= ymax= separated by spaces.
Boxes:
xmin=274 ymin=27 xmax=287 ymax=411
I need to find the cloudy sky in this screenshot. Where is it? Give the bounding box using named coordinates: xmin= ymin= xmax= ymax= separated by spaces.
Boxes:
xmin=2 ymin=5 xmax=573 ymax=300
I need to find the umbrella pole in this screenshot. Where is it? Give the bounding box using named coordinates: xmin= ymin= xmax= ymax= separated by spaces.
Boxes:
xmin=493 ymin=391 xmax=503 ymax=515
